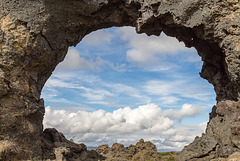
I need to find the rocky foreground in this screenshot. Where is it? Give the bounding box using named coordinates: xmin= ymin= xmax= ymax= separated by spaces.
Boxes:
xmin=41 ymin=128 xmax=177 ymax=161
xmin=95 ymin=139 xmax=174 ymax=161
xmin=40 ymin=128 xmax=240 ymax=161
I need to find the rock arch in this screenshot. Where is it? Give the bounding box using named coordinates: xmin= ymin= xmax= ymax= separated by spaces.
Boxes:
xmin=0 ymin=0 xmax=240 ymax=160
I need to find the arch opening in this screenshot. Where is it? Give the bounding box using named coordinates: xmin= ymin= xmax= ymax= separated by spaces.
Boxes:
xmin=42 ymin=26 xmax=216 ymax=153
xmin=1 ymin=0 xmax=240 ymax=160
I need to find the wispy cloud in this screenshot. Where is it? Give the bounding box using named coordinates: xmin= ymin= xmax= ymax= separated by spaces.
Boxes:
xmin=144 ymin=79 xmax=214 ymax=102
xmin=50 ymin=106 xmax=95 ymax=111
xmin=42 ymin=71 xmax=151 ymax=108
xmin=158 ymin=96 xmax=180 ymax=105
xmin=102 ymin=82 xmax=151 ymax=103
xmin=57 ymin=48 xmax=126 ymax=72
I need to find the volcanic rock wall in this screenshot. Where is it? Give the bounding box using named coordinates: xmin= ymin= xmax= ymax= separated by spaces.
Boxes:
xmin=0 ymin=0 xmax=240 ymax=160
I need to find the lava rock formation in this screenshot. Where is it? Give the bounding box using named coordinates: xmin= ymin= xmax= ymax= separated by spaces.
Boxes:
xmin=0 ymin=0 xmax=240 ymax=160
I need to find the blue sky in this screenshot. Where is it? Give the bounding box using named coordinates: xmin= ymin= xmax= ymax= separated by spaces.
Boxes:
xmin=42 ymin=27 xmax=216 ymax=151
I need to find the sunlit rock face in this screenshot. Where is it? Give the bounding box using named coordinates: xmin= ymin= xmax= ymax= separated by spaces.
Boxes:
xmin=95 ymin=139 xmax=161 ymax=161
xmin=0 ymin=0 xmax=240 ymax=160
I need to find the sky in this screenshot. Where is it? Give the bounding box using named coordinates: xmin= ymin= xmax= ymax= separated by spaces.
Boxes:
xmin=42 ymin=26 xmax=216 ymax=151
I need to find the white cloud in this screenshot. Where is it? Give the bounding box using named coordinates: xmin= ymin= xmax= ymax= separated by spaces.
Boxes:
xmin=44 ymin=104 xmax=173 ymax=134
xmin=163 ymin=104 xmax=200 ymax=120
xmin=144 ymin=80 xmax=213 ymax=102
xmin=43 ymin=72 xmax=116 ymax=104
xmin=45 ymin=77 xmax=78 ymax=89
xmin=46 ymin=98 xmax=81 ymax=106
xmin=50 ymin=106 xmax=95 ymax=111
xmin=52 ymin=71 xmax=99 ymax=83
xmin=57 ymin=48 xmax=88 ymax=70
xmin=82 ymin=29 xmax=115 ymax=46
xmin=43 ymin=103 xmax=205 ymax=151
xmin=81 ymin=88 xmax=114 ymax=101
xmin=57 ymin=48 xmax=125 ymax=72
xmin=58 ymin=27 xmax=198 ymax=73
xmin=158 ymin=96 xmax=180 ymax=105
xmin=144 ymin=80 xmax=180 ymax=96
xmin=41 ymin=26 xmax=214 ymax=151
xmin=143 ymin=63 xmax=179 ymax=72
xmin=118 ymin=27 xmax=196 ymax=66
xmin=42 ymin=67 xmax=214 ymax=110
xmin=43 ymin=71 xmax=152 ymax=107
xmin=102 ymin=83 xmax=151 ymax=103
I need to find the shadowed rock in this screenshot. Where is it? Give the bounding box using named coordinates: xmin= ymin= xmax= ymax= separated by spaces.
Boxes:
xmin=42 ymin=128 xmax=105 ymax=161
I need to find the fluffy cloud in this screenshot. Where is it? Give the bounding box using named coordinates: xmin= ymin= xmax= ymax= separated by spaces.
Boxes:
xmin=118 ymin=27 xmax=196 ymax=66
xmin=43 ymin=103 xmax=205 ymax=151
xmin=44 ymin=104 xmax=172 ymax=134
xmin=163 ymin=104 xmax=200 ymax=120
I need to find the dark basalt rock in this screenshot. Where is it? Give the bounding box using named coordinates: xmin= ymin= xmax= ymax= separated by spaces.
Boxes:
xmin=42 ymin=128 xmax=105 ymax=161
xmin=0 ymin=0 xmax=240 ymax=160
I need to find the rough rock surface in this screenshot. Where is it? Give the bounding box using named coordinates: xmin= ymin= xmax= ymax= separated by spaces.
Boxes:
xmin=42 ymin=128 xmax=105 ymax=161
xmin=0 ymin=0 xmax=240 ymax=160
xmin=95 ymin=139 xmax=161 ymax=161
xmin=178 ymin=100 xmax=240 ymax=161
xmin=211 ymin=152 xmax=240 ymax=161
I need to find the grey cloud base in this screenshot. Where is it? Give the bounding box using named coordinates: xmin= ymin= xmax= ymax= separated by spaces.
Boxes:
xmin=0 ymin=0 xmax=240 ymax=160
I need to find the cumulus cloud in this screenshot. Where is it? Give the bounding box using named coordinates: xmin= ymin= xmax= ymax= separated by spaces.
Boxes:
xmin=163 ymin=104 xmax=200 ymax=120
xmin=43 ymin=103 xmax=205 ymax=151
xmin=44 ymin=104 xmax=172 ymax=134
